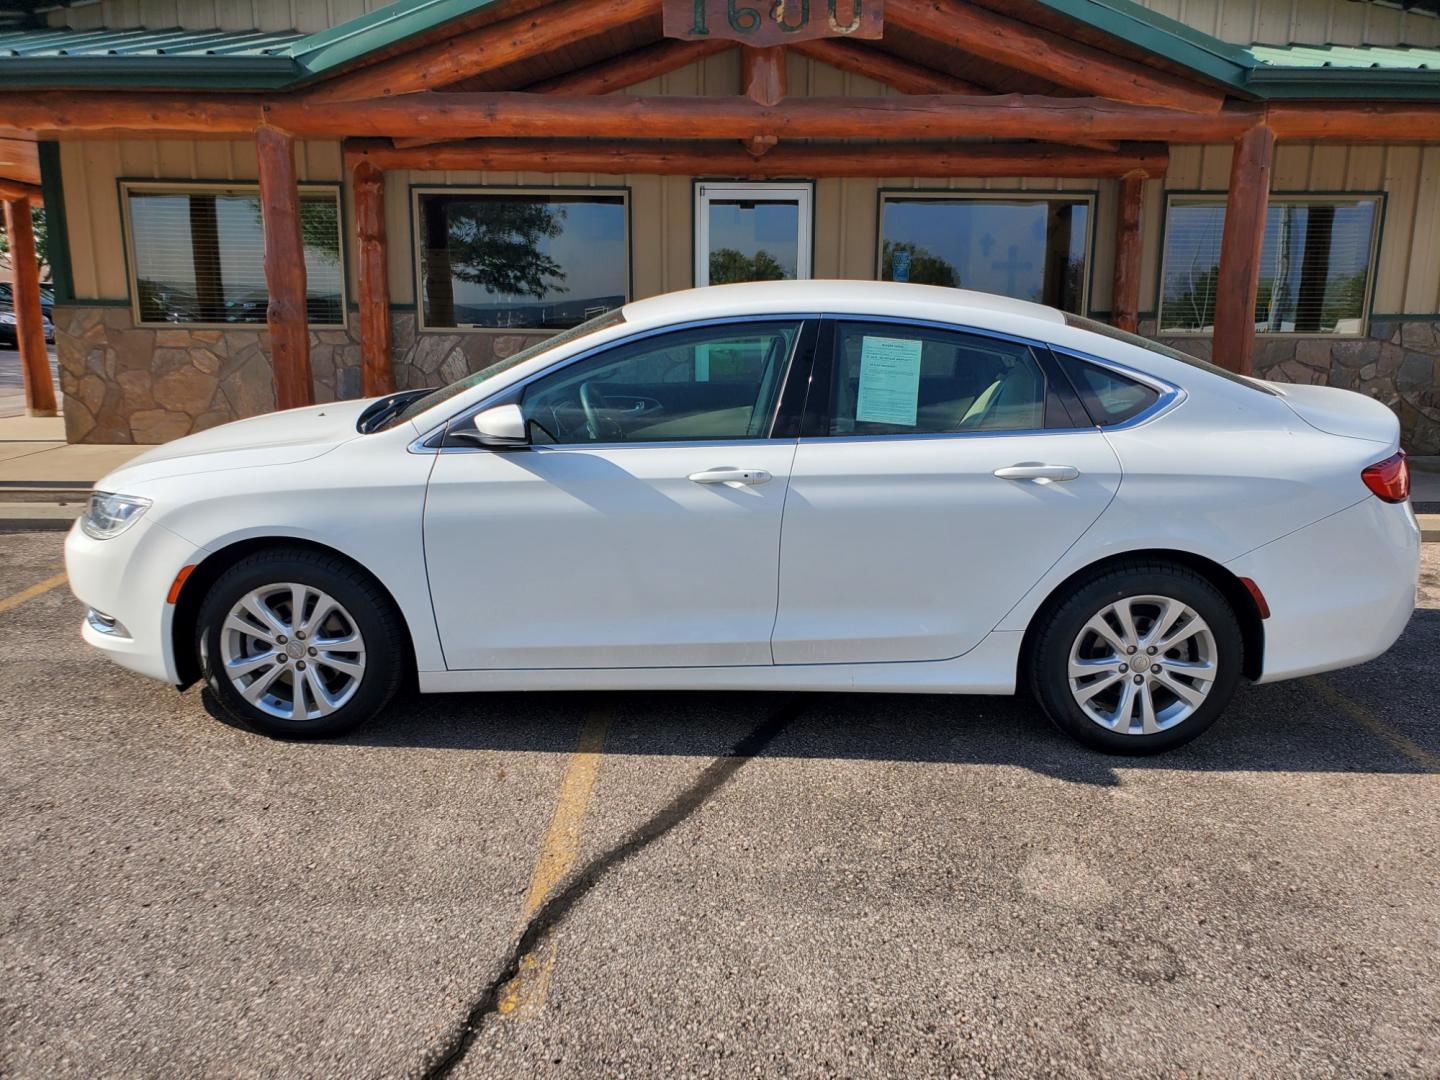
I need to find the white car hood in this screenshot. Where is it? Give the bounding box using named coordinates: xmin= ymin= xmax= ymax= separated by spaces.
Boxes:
xmin=100 ymin=399 xmax=375 ymax=488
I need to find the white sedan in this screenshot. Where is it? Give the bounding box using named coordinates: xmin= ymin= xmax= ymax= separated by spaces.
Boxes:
xmin=64 ymin=282 xmax=1419 ymax=753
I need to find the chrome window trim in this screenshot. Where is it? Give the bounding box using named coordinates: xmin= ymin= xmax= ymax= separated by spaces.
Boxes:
xmin=409 ymin=313 xmax=818 ymax=454
xmin=1047 ymin=345 xmax=1186 ymax=431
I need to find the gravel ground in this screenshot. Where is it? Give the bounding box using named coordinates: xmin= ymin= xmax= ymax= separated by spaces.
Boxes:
xmin=1 ymin=530 xmax=1437 ymax=1079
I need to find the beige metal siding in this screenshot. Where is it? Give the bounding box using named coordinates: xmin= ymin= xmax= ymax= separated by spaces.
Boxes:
xmin=1133 ymin=0 xmax=1440 ymax=45
xmin=1145 ymin=143 xmax=1440 ymax=315
xmin=48 ymin=0 xmax=393 ymax=32
xmin=60 ymin=138 xmax=344 ymax=300
xmin=56 ymin=55 xmax=1440 ymax=318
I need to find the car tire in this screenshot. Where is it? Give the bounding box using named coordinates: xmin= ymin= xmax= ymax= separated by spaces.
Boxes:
xmin=1029 ymin=561 xmax=1244 ymax=755
xmin=197 ymin=548 xmax=406 ymax=739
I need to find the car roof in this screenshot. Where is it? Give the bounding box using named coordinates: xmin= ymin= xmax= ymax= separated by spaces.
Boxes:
xmin=620 ymin=280 xmax=1066 ymax=335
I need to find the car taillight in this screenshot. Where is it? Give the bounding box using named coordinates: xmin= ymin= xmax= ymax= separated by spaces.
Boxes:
xmin=1361 ymin=450 xmax=1409 ymax=503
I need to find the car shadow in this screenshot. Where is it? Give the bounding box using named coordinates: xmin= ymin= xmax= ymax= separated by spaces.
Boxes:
xmin=200 ymin=610 xmax=1440 ymax=788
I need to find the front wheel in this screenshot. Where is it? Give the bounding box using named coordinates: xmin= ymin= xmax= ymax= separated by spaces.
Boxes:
xmin=197 ymin=549 xmax=406 ymax=739
xmin=1029 ymin=562 xmax=1244 ymax=754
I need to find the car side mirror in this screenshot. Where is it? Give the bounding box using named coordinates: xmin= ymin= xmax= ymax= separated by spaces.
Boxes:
xmin=454 ymin=404 xmax=529 ymax=448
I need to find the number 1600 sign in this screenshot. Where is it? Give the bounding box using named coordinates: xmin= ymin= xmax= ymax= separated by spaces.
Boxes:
xmin=662 ymin=0 xmax=884 ymax=46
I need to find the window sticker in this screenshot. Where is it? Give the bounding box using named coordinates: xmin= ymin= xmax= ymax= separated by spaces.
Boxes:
xmin=855 ymin=336 xmax=923 ymax=426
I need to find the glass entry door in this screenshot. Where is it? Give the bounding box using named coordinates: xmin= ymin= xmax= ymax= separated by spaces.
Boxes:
xmin=695 ymin=183 xmax=812 ymax=287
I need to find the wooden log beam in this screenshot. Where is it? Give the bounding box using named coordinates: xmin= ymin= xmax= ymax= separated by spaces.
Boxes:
xmin=0 ymin=138 xmax=41 ymax=186
xmin=530 ymin=37 xmax=730 ymax=94
xmin=0 ymin=178 xmax=42 ymax=203
xmin=304 ymin=0 xmax=659 ymax=103
xmin=353 ymin=159 xmax=394 ymax=398
xmin=12 ymin=91 xmax=1440 ymax=143
xmin=790 ymin=38 xmax=986 ymax=95
xmin=1111 ymin=174 xmax=1144 ymax=333
xmin=1212 ymin=124 xmax=1275 ymax=377
xmin=2 ymin=94 xmax=260 ymax=136
xmin=886 ymin=0 xmax=1225 ymax=114
xmin=345 ymin=137 xmax=1169 ymax=178
xmin=1265 ymin=102 xmax=1440 ymax=142
xmin=392 ymin=37 xmax=732 ymax=150
xmin=2 ymin=197 xmax=59 ymax=416
xmin=276 ymin=92 xmax=1261 ymax=143
xmin=256 ymin=125 xmax=313 ymax=410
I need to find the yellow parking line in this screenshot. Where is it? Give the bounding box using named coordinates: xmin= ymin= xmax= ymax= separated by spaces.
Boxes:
xmin=0 ymin=572 xmax=67 ymax=616
xmin=1310 ymin=677 xmax=1440 ymax=774
xmin=497 ymin=705 xmax=612 ymax=1018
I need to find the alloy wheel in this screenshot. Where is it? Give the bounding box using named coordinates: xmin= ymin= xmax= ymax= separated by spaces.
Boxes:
xmin=218 ymin=583 xmax=367 ymax=722
xmin=1066 ymin=594 xmax=1219 ymax=736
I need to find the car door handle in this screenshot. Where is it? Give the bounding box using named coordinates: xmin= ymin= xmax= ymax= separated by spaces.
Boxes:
xmin=688 ymin=467 xmax=772 ymax=486
xmin=993 ymin=464 xmax=1080 ymax=482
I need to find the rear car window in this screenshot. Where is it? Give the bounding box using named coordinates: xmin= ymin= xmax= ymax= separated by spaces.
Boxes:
xmin=1063 ymin=313 xmax=1278 ymax=396
xmin=1056 ymin=355 xmax=1160 ymax=426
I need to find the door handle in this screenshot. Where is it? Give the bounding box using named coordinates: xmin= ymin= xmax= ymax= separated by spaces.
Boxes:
xmin=993 ymin=463 xmax=1080 ymax=482
xmin=688 ymin=467 xmax=772 ymax=486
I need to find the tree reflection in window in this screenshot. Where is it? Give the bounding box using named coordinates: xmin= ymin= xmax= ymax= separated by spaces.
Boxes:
xmin=879 ymin=196 xmax=1090 ymax=313
xmin=418 ymin=192 xmax=627 ymax=331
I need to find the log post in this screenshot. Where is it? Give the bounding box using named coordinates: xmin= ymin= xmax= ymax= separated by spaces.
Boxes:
xmin=352 ymin=159 xmax=394 ymax=397
xmin=256 ymin=124 xmax=313 ymax=409
xmin=740 ymin=46 xmax=786 ymax=157
xmin=2 ymin=196 xmax=59 ymax=417
xmin=1111 ymin=174 xmax=1144 ymax=334
xmin=1212 ymin=124 xmax=1274 ymax=376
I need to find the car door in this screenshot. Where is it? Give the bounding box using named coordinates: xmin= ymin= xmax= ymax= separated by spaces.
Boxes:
xmin=771 ymin=318 xmax=1123 ymax=665
xmin=424 ymin=317 xmax=814 ymax=670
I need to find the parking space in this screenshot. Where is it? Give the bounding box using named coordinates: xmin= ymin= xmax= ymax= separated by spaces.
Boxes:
xmin=1 ymin=529 xmax=1437 ymax=1078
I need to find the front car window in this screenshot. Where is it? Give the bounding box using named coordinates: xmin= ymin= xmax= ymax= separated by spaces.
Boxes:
xmin=828 ymin=322 xmax=1049 ymax=436
xmin=385 ymin=309 xmax=627 ymax=430
xmin=520 ymin=321 xmax=801 ymax=444
xmin=878 ymin=195 xmax=1092 ymax=314
xmin=1159 ymin=195 xmax=1379 ymax=335
xmin=415 ymin=189 xmax=628 ymax=331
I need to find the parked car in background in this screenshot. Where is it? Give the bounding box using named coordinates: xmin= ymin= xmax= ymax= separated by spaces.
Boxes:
xmin=0 ymin=303 xmax=55 ymax=347
xmin=0 ymin=282 xmax=55 ymax=324
xmin=64 ymin=282 xmax=1419 ymax=754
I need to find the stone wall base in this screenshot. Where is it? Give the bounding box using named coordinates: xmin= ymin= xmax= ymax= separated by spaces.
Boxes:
xmin=55 ymin=305 xmax=1440 ymax=453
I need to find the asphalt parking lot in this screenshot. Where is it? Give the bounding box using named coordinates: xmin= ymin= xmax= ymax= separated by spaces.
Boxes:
xmin=2 ymin=529 xmax=1438 ymax=1079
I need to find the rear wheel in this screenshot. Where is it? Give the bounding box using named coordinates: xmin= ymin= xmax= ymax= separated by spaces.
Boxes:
xmin=197 ymin=549 xmax=405 ymax=739
xmin=1029 ymin=562 xmax=1243 ymax=754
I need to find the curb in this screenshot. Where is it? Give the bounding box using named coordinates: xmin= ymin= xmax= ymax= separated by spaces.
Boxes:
xmin=0 ymin=503 xmax=81 ymax=531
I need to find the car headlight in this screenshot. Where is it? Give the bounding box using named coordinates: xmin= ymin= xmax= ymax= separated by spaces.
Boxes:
xmin=81 ymin=491 xmax=152 ymax=540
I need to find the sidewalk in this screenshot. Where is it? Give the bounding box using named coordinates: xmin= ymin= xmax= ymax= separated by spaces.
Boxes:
xmin=0 ymin=414 xmax=146 ymax=529
xmin=0 ymin=410 xmax=1437 ymax=537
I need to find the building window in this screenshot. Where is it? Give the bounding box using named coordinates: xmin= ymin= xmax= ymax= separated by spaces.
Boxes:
xmin=1159 ymin=195 xmax=1380 ymax=336
xmin=414 ymin=188 xmax=628 ymax=332
xmin=877 ymin=194 xmax=1092 ymax=314
xmin=122 ymin=183 xmax=344 ymax=327
xmin=695 ymin=182 xmax=813 ymax=286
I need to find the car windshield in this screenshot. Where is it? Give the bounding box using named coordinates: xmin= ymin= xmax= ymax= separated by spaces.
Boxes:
xmin=1063 ymin=313 xmax=1278 ymax=396
xmin=379 ymin=308 xmax=628 ymax=431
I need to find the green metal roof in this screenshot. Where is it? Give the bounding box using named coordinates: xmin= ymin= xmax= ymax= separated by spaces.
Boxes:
xmin=1250 ymin=43 xmax=1440 ymax=69
xmin=0 ymin=26 xmax=307 ymax=88
xmin=2 ymin=0 xmax=1440 ymax=100
xmin=1246 ymin=42 xmax=1440 ymax=98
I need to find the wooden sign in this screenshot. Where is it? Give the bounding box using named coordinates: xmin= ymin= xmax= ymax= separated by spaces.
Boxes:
xmin=663 ymin=0 xmax=883 ymax=46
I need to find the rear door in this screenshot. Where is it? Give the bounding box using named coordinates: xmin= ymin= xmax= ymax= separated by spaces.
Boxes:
xmin=771 ymin=318 xmax=1123 ymax=665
